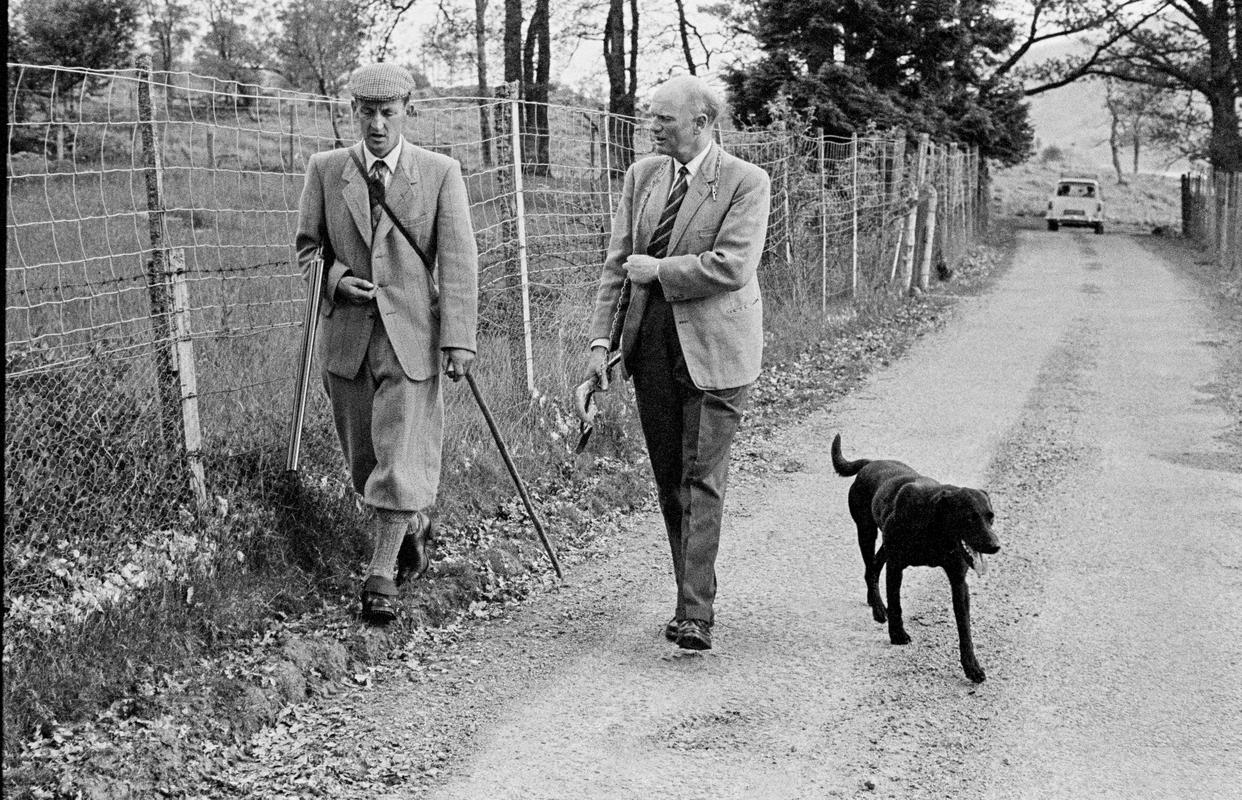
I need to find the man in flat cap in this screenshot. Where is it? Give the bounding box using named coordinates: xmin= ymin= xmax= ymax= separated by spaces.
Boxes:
xmin=295 ymin=62 xmax=478 ymax=623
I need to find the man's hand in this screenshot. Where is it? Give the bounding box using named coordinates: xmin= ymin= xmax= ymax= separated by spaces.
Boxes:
xmin=623 ymin=254 xmax=659 ymax=284
xmin=585 ymin=345 xmax=610 ymax=392
xmin=442 ymin=348 xmax=474 ymax=381
xmin=336 ymin=275 xmax=376 ymax=304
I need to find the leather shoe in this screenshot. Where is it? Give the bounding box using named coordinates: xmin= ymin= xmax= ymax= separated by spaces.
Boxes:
xmin=360 ymin=574 xmax=398 ymax=624
xmin=675 ymin=618 xmax=712 ymax=651
xmin=396 ymin=512 xmax=435 ymax=585
xmin=664 ymin=618 xmax=680 ymax=642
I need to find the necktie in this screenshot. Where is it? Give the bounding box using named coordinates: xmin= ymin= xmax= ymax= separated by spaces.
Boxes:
xmin=608 ymin=164 xmax=691 ymax=348
xmin=646 ymin=165 xmax=690 ymax=259
xmin=369 ymin=161 xmax=387 ymax=229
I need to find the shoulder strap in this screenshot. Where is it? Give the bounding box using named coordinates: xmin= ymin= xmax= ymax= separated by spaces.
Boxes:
xmin=347 ymin=148 xmax=434 ymax=275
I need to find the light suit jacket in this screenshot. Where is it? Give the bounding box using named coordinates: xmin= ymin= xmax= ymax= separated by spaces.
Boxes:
xmin=588 ymin=143 xmax=771 ymax=390
xmin=296 ymin=139 xmax=478 ymax=381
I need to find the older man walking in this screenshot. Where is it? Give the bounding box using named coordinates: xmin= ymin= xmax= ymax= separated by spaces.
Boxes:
xmin=295 ymin=63 xmax=478 ymax=624
xmin=584 ymin=75 xmax=771 ymax=650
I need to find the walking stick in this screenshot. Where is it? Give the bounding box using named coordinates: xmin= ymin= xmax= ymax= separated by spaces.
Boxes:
xmin=286 ymin=250 xmax=325 ymax=473
xmin=573 ymin=277 xmax=630 ymax=452
xmin=465 ymin=373 xmax=564 ymax=580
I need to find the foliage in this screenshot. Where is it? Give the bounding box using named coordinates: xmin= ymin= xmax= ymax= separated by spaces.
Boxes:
xmin=193 ymin=0 xmax=269 ymax=88
xmin=722 ymin=0 xmax=1033 ymax=165
xmin=10 ymin=0 xmax=140 ymax=89
xmin=141 ymin=0 xmax=197 ymax=73
xmin=1020 ymin=1 xmax=1240 ymax=172
xmin=275 ymin=0 xmax=367 ymax=97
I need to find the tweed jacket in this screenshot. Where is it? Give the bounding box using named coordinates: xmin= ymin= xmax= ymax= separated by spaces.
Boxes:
xmin=296 ymin=139 xmax=478 ymax=381
xmin=588 ymin=143 xmax=771 ymax=390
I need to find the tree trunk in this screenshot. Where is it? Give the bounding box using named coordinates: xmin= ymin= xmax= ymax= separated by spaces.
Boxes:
xmin=1132 ymin=136 xmax=1141 ymax=175
xmin=1109 ymin=112 xmax=1128 ymax=184
xmin=603 ymin=0 xmax=634 ymax=172
xmin=476 ymin=0 xmax=493 ymax=166
xmin=522 ymin=0 xmax=550 ymax=175
xmin=503 ymin=0 xmax=522 ymax=87
xmin=1204 ymin=0 xmax=1242 ymax=171
xmin=674 ymin=0 xmax=696 ymax=75
xmin=628 ymin=0 xmax=639 ymax=101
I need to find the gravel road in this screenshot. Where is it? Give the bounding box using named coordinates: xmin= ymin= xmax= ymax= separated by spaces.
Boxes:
xmin=226 ymin=228 xmax=1241 ymax=799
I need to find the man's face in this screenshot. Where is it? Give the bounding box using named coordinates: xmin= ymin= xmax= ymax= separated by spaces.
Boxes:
xmin=648 ymin=85 xmax=706 ymax=163
xmin=355 ymin=98 xmax=407 ymax=157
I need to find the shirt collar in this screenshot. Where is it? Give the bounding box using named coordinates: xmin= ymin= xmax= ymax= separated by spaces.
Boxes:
xmin=675 ymin=141 xmax=713 ymax=180
xmin=362 ymin=138 xmax=403 ymax=174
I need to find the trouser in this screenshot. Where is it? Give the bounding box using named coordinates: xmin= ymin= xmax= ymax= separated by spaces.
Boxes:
xmin=322 ymin=319 xmax=442 ymax=513
xmin=627 ymin=286 xmax=749 ymax=623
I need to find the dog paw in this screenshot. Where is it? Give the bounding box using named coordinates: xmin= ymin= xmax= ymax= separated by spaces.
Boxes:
xmin=889 ymin=631 xmax=911 ymax=645
xmin=871 ymin=605 xmax=887 ymax=624
xmin=963 ymin=663 xmax=986 ymax=683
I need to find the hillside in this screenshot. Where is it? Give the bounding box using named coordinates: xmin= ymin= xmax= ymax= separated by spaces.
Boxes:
xmin=991 ymin=160 xmax=1183 ymax=232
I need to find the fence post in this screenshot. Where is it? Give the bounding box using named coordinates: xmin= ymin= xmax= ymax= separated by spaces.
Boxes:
xmin=917 ymin=146 xmax=939 ymax=294
xmin=137 ymin=54 xmax=208 ymax=511
xmin=508 ymin=86 xmax=536 ymax=393
xmin=602 ymin=111 xmax=615 ymax=218
xmin=817 ymin=128 xmax=827 ymax=312
xmin=493 ymin=82 xmax=535 ymax=394
xmin=886 ymin=132 xmax=907 ymax=285
xmin=168 ymin=248 xmax=207 ymax=509
xmin=898 ymin=133 xmax=929 ymax=291
xmin=782 ymin=130 xmax=794 ymax=268
xmin=850 ymin=132 xmax=859 ymax=297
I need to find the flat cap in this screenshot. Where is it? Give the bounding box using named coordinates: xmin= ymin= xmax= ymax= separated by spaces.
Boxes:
xmin=348 ymin=63 xmax=415 ymax=103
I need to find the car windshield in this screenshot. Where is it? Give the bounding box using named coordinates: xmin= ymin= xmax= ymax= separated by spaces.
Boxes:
xmin=1057 ymin=183 xmax=1097 ymax=198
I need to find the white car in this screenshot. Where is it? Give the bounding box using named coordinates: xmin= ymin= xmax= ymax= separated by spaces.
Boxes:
xmin=1046 ymin=177 xmax=1105 ymax=234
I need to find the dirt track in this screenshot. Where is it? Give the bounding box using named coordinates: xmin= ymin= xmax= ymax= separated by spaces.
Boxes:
xmin=224 ymin=228 xmax=1242 ymax=799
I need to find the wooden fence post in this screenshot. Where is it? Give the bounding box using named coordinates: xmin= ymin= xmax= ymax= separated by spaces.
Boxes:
xmin=137 ymin=54 xmax=207 ymax=511
xmin=602 ymin=111 xmax=615 ymax=218
xmin=916 ymin=146 xmax=939 ymax=294
xmin=850 ymin=132 xmax=859 ymax=297
xmin=886 ymin=132 xmax=907 ymax=286
xmin=493 ymin=82 xmax=535 ymax=393
xmin=897 ymin=133 xmax=929 ymax=291
xmin=817 ymin=128 xmax=827 ymax=312
xmin=782 ymin=129 xmax=794 ymax=268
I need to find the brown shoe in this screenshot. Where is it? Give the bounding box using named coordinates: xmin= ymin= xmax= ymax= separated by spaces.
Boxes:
xmin=675 ymin=618 xmax=712 ymax=651
xmin=396 ymin=512 xmax=435 ymax=585
xmin=360 ymin=575 xmax=398 ymax=624
xmin=664 ymin=618 xmax=680 ymax=642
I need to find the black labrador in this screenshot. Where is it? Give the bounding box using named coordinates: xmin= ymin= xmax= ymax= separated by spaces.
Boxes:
xmin=831 ymin=434 xmax=1000 ymax=683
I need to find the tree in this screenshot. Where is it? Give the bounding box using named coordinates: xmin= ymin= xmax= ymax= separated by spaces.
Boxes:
xmin=1014 ymin=1 xmax=1239 ymax=171
xmin=142 ymin=0 xmax=195 ymax=74
xmin=475 ymin=0 xmax=493 ymax=164
xmin=504 ymin=0 xmax=523 ymax=85
xmin=194 ymin=0 xmax=266 ymax=90
xmin=17 ymin=0 xmax=140 ymax=75
xmin=603 ymin=0 xmax=639 ymax=170
xmin=1102 ymin=2 xmax=1240 ymax=171
xmin=722 ymin=0 xmax=1034 ymax=164
xmin=276 ymin=0 xmax=366 ymax=97
xmin=522 ymin=0 xmax=551 ymax=173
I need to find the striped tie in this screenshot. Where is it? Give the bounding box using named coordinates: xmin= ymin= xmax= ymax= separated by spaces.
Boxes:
xmin=646 ymin=165 xmax=689 ymax=259
xmin=369 ymin=161 xmax=387 ymax=229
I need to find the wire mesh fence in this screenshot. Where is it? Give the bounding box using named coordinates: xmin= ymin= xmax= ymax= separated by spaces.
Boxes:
xmin=5 ymin=61 xmax=982 ymax=608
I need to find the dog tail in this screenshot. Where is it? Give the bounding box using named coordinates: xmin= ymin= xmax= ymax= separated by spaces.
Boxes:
xmin=831 ymin=434 xmax=870 ymax=477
